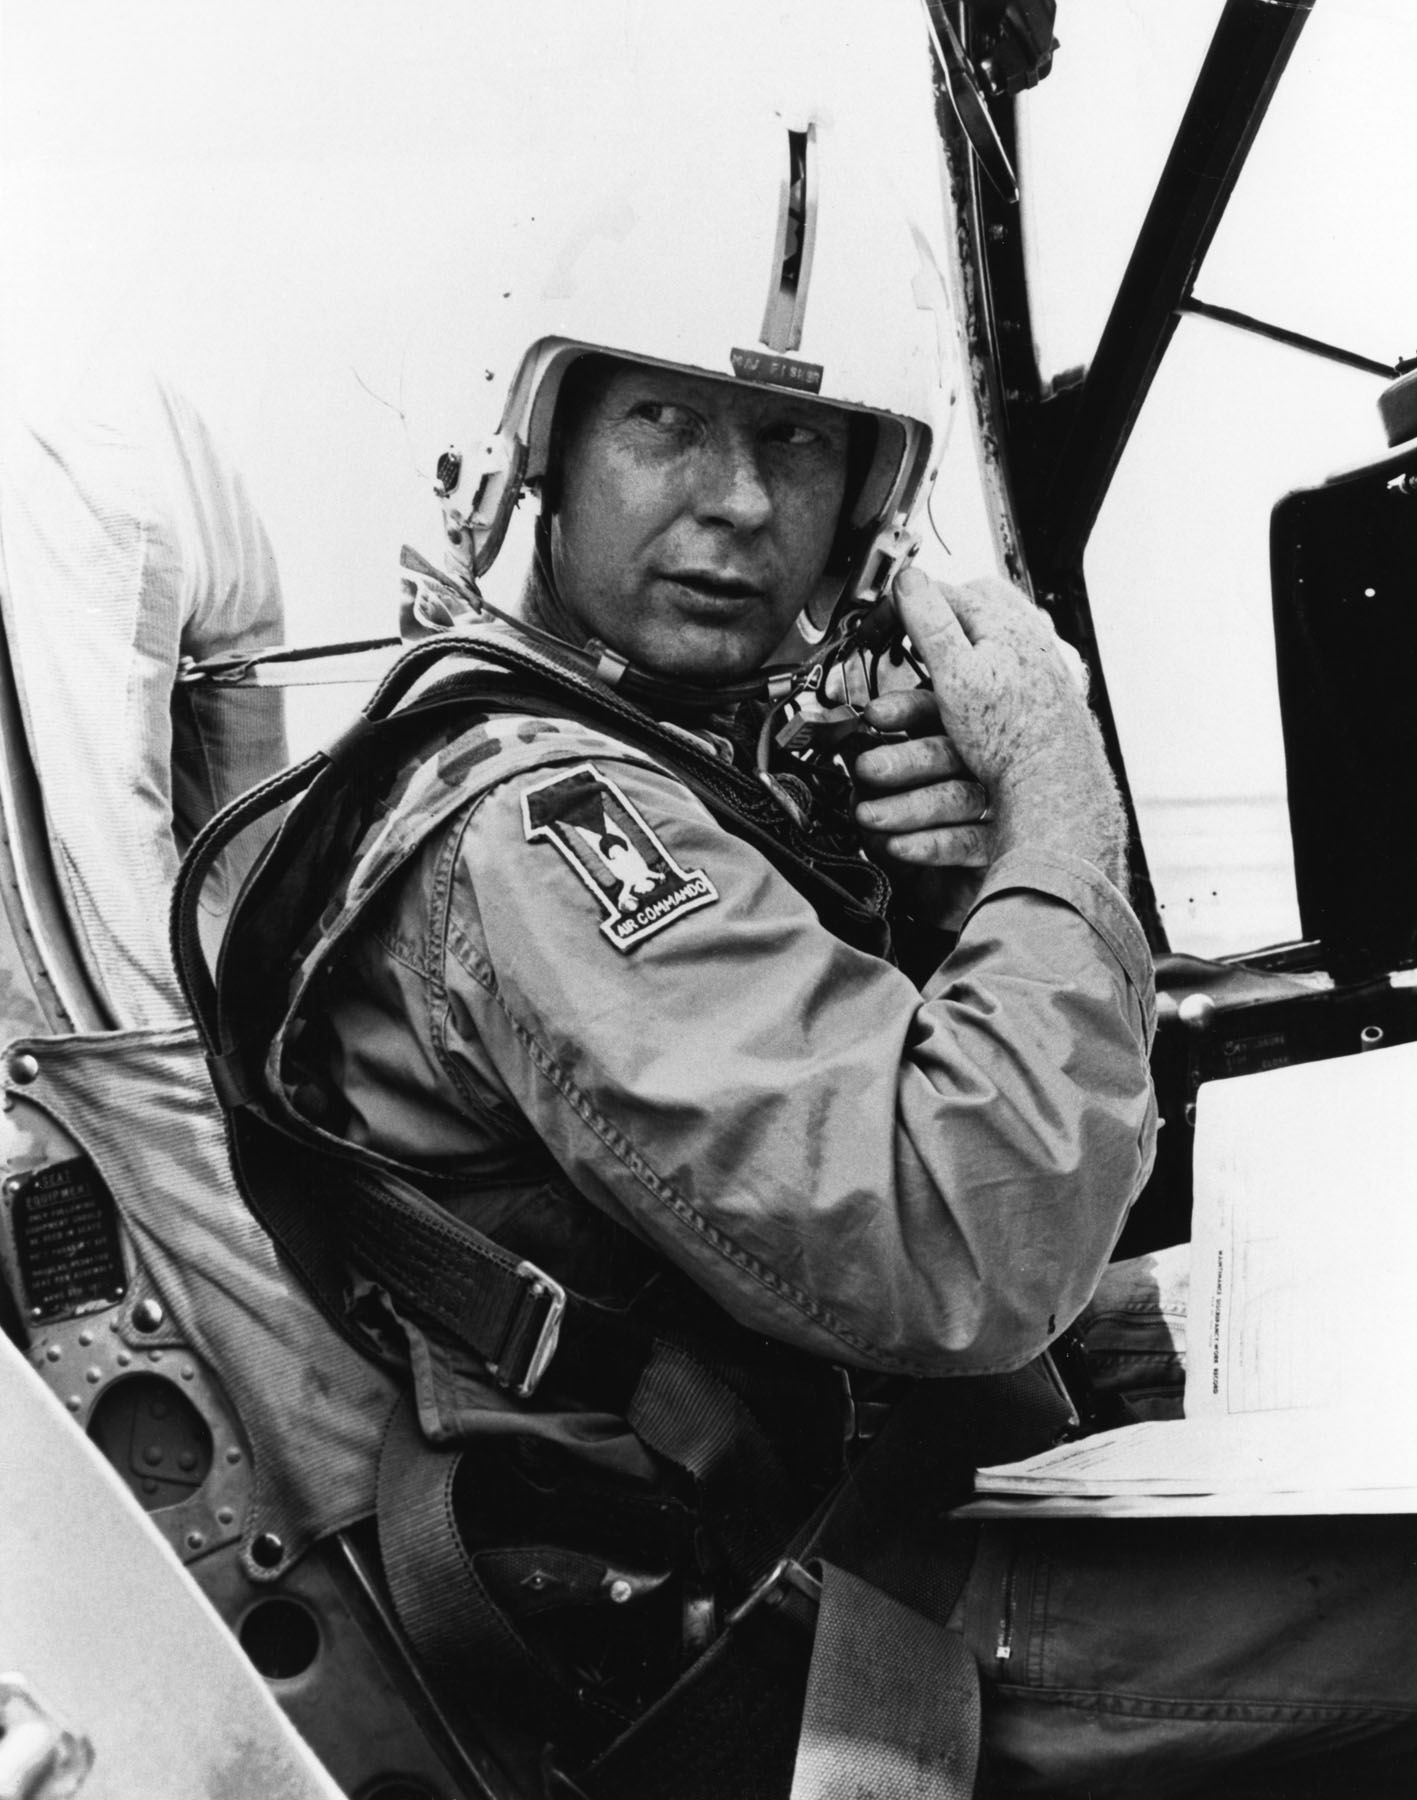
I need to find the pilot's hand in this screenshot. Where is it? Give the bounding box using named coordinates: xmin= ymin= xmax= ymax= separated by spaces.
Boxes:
xmin=890 ymin=569 xmax=1126 ymax=889
xmin=853 ymin=686 xmax=993 ymax=929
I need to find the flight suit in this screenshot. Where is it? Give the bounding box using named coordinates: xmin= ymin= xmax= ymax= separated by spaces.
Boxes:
xmin=268 ymin=638 xmax=1417 ymax=1794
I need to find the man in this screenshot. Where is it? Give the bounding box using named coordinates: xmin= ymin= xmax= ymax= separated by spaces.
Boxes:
xmin=221 ymin=119 xmax=1417 ymax=1797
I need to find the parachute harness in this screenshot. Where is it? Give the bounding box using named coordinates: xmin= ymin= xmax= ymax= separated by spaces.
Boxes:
xmin=398 ymin=541 xmax=929 ymax=832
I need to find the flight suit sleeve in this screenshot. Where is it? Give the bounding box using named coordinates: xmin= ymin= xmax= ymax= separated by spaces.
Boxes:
xmin=437 ymin=750 xmax=1157 ymax=1378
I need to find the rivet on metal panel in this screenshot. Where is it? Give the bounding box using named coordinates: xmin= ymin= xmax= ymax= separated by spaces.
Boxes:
xmin=5 ymin=1052 xmax=39 ymax=1085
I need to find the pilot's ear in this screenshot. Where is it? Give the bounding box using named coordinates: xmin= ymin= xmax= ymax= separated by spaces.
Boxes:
xmin=799 ymin=574 xmax=838 ymax=640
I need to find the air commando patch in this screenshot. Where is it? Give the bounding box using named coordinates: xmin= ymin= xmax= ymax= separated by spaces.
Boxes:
xmin=521 ymin=762 xmax=719 ymax=952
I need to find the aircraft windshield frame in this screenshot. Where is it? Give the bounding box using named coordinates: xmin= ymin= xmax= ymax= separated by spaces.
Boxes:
xmin=994 ymin=0 xmax=1417 ymax=961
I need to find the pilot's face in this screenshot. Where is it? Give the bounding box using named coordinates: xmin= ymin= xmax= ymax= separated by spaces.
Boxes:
xmin=548 ymin=360 xmax=851 ymax=684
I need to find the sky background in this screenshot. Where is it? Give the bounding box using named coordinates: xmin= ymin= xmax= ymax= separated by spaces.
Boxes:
xmin=3 ymin=0 xmax=1416 ymax=955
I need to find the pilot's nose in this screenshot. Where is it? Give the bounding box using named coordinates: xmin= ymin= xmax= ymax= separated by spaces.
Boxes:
xmin=692 ymin=426 xmax=773 ymax=532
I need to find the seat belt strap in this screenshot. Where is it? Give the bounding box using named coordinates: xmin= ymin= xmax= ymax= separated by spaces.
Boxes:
xmin=375 ymin=1395 xmax=622 ymax=1761
xmin=789 ymin=1561 xmax=979 ymax=1800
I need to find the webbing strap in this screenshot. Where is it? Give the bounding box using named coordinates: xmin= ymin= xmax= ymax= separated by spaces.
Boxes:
xmin=789 ymin=1562 xmax=979 ymax=1800
xmin=375 ymin=1396 xmax=622 ymax=1761
xmin=554 ymin=1378 xmax=1002 ymax=1800
xmin=375 ymin=1348 xmax=808 ymax=1759
xmin=341 ymin=1167 xmax=567 ymax=1397
xmin=340 ymin=1162 xmax=805 ymax=1564
xmin=626 ymin=1339 xmax=798 ymax=1585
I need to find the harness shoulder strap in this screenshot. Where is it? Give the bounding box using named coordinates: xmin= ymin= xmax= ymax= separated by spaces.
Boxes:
xmin=175 ymin=627 xmax=892 ymax=1102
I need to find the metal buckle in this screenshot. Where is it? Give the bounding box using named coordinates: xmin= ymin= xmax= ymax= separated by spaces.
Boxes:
xmin=725 ymin=1557 xmax=822 ymax=1632
xmin=487 ymin=1262 xmax=566 ymax=1399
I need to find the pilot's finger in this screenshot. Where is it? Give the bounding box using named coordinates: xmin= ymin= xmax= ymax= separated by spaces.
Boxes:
xmin=854 ymin=731 xmax=971 ymax=791
xmin=860 ymin=687 xmax=941 ymax=737
xmin=869 ymin=821 xmax=994 ymax=868
xmin=856 ymin=779 xmax=990 ymax=836
xmin=892 ymin=567 xmax=976 ymax=675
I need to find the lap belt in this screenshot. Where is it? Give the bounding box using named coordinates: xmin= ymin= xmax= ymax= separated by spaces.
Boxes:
xmin=340 ymin=1160 xmax=808 ymax=1586
xmin=371 ymin=1365 xmax=1074 ymax=1799
xmin=555 ymin=1558 xmax=981 ymax=1800
xmin=791 ymin=1564 xmax=980 ymax=1800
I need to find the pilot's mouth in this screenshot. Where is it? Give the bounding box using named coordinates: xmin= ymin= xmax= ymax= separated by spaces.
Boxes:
xmin=663 ymin=572 xmax=764 ymax=603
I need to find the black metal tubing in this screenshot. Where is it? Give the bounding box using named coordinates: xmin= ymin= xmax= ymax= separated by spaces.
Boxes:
xmin=960 ymin=0 xmax=1316 ymax=948
xmin=956 ymin=62 xmax=1168 ymax=945
xmin=1180 ymin=297 xmax=1395 ymax=381
xmin=1031 ymin=0 xmax=1316 ymax=575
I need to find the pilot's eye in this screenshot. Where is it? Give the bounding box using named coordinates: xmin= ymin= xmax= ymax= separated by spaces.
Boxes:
xmin=628 ymin=400 xmax=694 ymax=430
xmin=766 ymin=422 xmax=821 ymax=447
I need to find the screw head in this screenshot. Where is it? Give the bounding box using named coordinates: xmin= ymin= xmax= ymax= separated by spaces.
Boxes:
xmin=132 ymin=1297 xmax=165 ymax=1334
xmin=609 ymin=1579 xmax=633 ymax=1606
xmin=251 ymin=1532 xmax=284 ymax=1570
xmin=5 ymin=1053 xmax=39 ymax=1086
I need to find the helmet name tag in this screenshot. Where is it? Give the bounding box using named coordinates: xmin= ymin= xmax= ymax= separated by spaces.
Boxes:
xmin=730 ymin=348 xmax=823 ymax=395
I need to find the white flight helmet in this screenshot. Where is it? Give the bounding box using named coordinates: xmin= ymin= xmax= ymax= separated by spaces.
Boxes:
xmin=435 ymin=108 xmax=959 ymax=628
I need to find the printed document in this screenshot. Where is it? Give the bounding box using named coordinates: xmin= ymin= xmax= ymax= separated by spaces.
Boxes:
xmin=968 ymin=1040 xmax=1417 ymax=1515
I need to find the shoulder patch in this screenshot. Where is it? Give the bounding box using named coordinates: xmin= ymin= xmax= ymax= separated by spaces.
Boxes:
xmin=521 ymin=761 xmax=718 ymax=952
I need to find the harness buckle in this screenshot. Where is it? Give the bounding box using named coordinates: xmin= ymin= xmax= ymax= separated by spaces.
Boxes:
xmin=487 ymin=1262 xmax=567 ymax=1398
xmin=726 ymin=1557 xmax=822 ymax=1635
